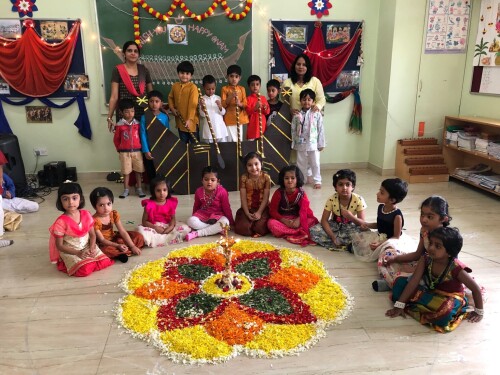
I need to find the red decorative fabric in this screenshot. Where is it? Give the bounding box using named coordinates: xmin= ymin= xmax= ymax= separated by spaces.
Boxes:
xmin=274 ymin=26 xmax=362 ymax=88
xmin=0 ymin=21 xmax=80 ymax=97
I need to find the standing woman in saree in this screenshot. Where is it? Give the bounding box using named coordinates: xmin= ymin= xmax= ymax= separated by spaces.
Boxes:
xmin=107 ymin=41 xmax=153 ymax=130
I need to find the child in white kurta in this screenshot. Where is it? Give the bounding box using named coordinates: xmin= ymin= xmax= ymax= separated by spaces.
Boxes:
xmin=291 ymin=89 xmax=325 ymax=189
xmin=199 ymin=75 xmax=227 ymax=143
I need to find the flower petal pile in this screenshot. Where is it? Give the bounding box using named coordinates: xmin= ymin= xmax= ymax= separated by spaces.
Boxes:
xmin=116 ymin=240 xmax=353 ymax=364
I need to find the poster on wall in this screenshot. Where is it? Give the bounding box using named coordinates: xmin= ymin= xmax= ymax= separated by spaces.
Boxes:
xmin=474 ymin=0 xmax=500 ymax=66
xmin=471 ymin=0 xmax=500 ymax=95
xmin=0 ymin=19 xmax=21 ymax=39
xmin=425 ymin=0 xmax=471 ymax=53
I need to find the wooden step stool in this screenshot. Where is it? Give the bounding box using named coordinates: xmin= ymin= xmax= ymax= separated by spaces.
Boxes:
xmin=395 ymin=138 xmax=449 ymax=183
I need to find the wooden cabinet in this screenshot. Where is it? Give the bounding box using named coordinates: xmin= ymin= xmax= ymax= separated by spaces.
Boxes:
xmin=442 ymin=116 xmax=500 ymax=197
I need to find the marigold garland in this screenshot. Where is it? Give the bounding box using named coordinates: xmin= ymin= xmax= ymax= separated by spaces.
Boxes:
xmin=132 ymin=0 xmax=252 ymax=45
xmin=116 ymin=240 xmax=353 ymax=364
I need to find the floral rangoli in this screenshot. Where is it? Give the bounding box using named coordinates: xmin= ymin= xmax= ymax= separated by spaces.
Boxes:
xmin=116 ymin=240 xmax=353 ymax=364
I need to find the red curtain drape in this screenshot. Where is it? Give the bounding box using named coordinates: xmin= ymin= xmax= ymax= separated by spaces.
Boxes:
xmin=0 ymin=21 xmax=80 ymax=97
xmin=274 ymin=26 xmax=361 ymax=87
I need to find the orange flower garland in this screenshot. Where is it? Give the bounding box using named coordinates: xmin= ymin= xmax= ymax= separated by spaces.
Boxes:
xmin=116 ymin=240 xmax=353 ymax=364
xmin=132 ymin=0 xmax=252 ymax=45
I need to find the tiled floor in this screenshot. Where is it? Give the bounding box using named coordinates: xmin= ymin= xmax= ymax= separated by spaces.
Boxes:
xmin=1 ymin=169 xmax=498 ymax=374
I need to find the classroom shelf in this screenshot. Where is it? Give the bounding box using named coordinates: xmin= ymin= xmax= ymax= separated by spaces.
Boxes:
xmin=443 ymin=116 xmax=500 ymax=198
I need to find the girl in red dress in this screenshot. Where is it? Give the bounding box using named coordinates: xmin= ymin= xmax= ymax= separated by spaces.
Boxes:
xmin=267 ymin=165 xmax=318 ymax=246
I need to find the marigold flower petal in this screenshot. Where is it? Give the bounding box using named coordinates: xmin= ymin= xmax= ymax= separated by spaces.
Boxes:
xmin=160 ymin=326 xmax=234 ymax=360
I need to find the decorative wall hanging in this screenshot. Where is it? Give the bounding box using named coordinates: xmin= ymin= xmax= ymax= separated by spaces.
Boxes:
xmin=0 ymin=19 xmax=86 ymax=98
xmin=11 ymin=0 xmax=38 ymax=18
xmin=270 ymin=20 xmax=362 ymax=133
xmin=270 ymin=20 xmax=362 ymax=91
xmin=308 ymin=0 xmax=332 ymax=19
xmin=132 ymin=0 xmax=252 ymax=45
xmin=0 ymin=94 xmax=92 ymax=139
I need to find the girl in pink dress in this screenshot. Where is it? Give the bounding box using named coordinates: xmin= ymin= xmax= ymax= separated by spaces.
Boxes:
xmin=185 ymin=166 xmax=235 ymax=240
xmin=137 ymin=176 xmax=190 ymax=247
xmin=49 ymin=182 xmax=113 ymax=277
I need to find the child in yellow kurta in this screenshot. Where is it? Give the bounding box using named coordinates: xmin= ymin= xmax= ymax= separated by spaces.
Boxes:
xmin=168 ymin=60 xmax=199 ymax=144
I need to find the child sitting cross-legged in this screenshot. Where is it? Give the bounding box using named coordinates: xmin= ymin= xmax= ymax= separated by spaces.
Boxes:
xmin=90 ymin=187 xmax=144 ymax=263
xmin=386 ymin=226 xmax=484 ymax=333
xmin=309 ymin=169 xmax=366 ymax=251
xmin=137 ymin=176 xmax=191 ymax=247
xmin=352 ymin=178 xmax=415 ymax=262
xmin=185 ymin=166 xmax=235 ymax=241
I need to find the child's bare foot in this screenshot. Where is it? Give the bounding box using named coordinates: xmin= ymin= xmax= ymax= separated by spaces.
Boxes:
xmin=313 ymin=184 xmax=321 ymax=189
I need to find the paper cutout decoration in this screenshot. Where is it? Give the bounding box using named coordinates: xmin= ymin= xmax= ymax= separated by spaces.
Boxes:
xmin=308 ymin=0 xmax=332 ymax=19
xmin=11 ymin=0 xmax=38 ymax=18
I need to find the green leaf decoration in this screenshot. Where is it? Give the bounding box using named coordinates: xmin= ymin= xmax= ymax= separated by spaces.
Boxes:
xmin=176 ymin=293 xmax=221 ymax=318
xmin=239 ymin=287 xmax=293 ymax=315
xmin=235 ymin=258 xmax=271 ymax=279
xmin=178 ymin=264 xmax=215 ymax=281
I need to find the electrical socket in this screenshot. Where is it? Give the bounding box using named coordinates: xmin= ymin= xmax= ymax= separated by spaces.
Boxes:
xmin=34 ymin=147 xmax=48 ymax=156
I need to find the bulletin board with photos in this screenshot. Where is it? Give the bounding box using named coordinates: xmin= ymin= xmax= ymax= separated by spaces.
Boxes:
xmin=0 ymin=18 xmax=88 ymax=98
xmin=270 ymin=20 xmax=362 ymax=94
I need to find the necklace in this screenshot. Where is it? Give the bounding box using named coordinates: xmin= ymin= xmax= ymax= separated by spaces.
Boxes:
xmin=426 ymin=258 xmax=453 ymax=290
xmin=201 ymin=188 xmax=216 ymax=210
xmin=338 ymin=194 xmax=352 ymax=212
xmin=381 ymin=205 xmax=397 ymax=215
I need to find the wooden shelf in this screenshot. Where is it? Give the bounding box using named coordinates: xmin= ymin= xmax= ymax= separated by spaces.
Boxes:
xmin=443 ymin=115 xmax=500 ymax=197
xmin=443 ymin=144 xmax=500 ymax=163
xmin=449 ymin=174 xmax=500 ymax=197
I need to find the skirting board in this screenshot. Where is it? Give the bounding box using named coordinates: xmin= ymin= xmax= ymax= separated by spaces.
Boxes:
xmin=367 ymin=163 xmax=395 ymax=176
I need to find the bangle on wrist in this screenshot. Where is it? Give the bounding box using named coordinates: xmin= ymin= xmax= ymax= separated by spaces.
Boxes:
xmin=394 ymin=301 xmax=406 ymax=309
xmin=474 ymin=307 xmax=484 ymax=316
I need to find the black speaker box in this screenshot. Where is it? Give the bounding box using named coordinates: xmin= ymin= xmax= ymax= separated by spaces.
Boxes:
xmin=42 ymin=161 xmax=67 ymax=187
xmin=0 ymin=133 xmax=27 ymax=194
xmin=65 ymin=167 xmax=77 ymax=181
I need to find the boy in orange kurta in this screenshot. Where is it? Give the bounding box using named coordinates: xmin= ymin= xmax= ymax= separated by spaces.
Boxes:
xmin=220 ymin=64 xmax=249 ymax=142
